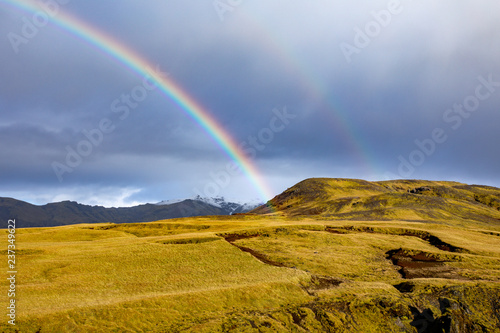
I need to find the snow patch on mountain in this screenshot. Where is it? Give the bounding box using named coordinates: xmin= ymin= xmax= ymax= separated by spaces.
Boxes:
xmin=155 ymin=198 xmax=185 ymax=205
xmin=155 ymin=196 xmax=263 ymax=214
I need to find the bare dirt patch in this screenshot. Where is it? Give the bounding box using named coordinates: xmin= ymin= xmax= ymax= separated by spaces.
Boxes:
xmin=386 ymin=249 xmax=465 ymax=279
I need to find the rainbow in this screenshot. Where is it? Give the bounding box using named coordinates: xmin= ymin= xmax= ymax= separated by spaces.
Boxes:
xmin=1 ymin=0 xmax=275 ymax=201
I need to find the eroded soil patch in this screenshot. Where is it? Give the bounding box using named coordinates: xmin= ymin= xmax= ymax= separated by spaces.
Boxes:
xmin=393 ymin=281 xmax=415 ymax=293
xmin=222 ymin=233 xmax=261 ymax=243
xmin=220 ymin=233 xmax=287 ymax=267
xmin=160 ymin=237 xmax=220 ymax=245
xmin=233 ymin=244 xmax=288 ymax=267
xmin=386 ymin=249 xmax=464 ymax=279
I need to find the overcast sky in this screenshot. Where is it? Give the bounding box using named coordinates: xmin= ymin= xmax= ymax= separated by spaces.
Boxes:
xmin=0 ymin=0 xmax=499 ymax=207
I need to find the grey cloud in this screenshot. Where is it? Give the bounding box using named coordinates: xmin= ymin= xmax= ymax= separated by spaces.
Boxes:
xmin=0 ymin=1 xmax=498 ymax=206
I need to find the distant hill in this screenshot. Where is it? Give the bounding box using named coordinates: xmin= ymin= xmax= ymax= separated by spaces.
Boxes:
xmin=252 ymin=178 xmax=500 ymax=225
xmin=0 ymin=196 xmax=261 ymax=228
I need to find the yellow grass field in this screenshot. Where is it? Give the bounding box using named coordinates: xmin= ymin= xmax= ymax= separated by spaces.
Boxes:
xmin=1 ymin=214 xmax=500 ymax=332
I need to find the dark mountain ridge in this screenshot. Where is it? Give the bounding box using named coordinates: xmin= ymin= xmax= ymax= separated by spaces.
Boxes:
xmin=0 ymin=197 xmax=259 ymax=228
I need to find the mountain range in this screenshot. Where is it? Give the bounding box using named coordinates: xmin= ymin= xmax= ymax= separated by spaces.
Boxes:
xmin=4 ymin=178 xmax=500 ymax=228
xmin=0 ymin=196 xmax=262 ymax=228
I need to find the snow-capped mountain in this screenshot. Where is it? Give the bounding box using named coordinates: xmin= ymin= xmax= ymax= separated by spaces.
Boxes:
xmin=156 ymin=196 xmax=263 ymax=215
xmin=155 ymin=198 xmax=186 ymax=206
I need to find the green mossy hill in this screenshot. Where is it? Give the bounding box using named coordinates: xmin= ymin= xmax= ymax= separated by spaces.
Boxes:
xmin=253 ymin=178 xmax=500 ymax=225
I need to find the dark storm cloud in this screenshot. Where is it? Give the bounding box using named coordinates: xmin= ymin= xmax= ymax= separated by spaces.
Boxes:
xmin=0 ymin=0 xmax=499 ymax=206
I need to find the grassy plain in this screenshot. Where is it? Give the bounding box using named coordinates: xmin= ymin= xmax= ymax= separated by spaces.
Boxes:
xmin=1 ymin=214 xmax=499 ymax=332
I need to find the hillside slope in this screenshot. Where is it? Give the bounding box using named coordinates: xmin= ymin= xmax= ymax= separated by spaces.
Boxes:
xmin=253 ymin=178 xmax=500 ymax=226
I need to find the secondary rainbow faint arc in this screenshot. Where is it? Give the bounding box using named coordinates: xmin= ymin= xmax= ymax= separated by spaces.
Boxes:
xmin=238 ymin=11 xmax=378 ymax=178
xmin=2 ymin=0 xmax=275 ymax=201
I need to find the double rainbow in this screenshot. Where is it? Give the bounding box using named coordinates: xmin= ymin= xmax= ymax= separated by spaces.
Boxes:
xmin=2 ymin=0 xmax=275 ymax=201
